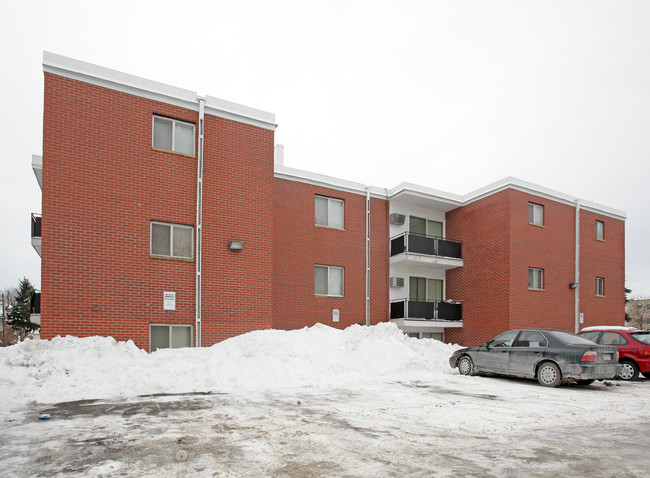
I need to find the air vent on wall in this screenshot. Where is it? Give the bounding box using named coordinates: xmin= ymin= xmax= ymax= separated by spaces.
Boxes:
xmin=389 ymin=213 xmax=406 ymax=225
xmin=390 ymin=277 xmax=405 ymax=288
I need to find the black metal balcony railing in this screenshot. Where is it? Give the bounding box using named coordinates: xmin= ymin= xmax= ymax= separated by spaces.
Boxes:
xmin=31 ymin=292 xmax=41 ymax=315
xmin=390 ymin=233 xmax=462 ymax=259
xmin=390 ymin=299 xmax=462 ymax=321
xmin=31 ymin=213 xmax=42 ymax=238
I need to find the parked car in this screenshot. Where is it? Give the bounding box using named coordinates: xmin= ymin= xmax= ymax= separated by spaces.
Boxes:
xmin=578 ymin=326 xmax=650 ymax=381
xmin=449 ymin=329 xmax=621 ymax=387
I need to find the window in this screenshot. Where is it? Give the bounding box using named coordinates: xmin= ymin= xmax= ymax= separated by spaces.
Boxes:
xmin=151 ymin=222 xmax=193 ymax=259
xmin=150 ymin=324 xmax=192 ymax=352
xmin=153 ymin=116 xmax=195 ymax=155
xmin=601 ymin=332 xmax=627 ymax=346
xmin=528 ymin=268 xmax=543 ymax=290
xmin=409 ymin=277 xmax=443 ymax=302
xmin=580 ymin=331 xmax=600 ymax=342
xmin=409 ymin=216 xmax=443 ymax=237
xmin=488 ymin=330 xmax=519 ymax=348
xmin=596 ymin=220 xmax=604 ymax=240
xmin=596 ymin=277 xmax=605 ymax=296
xmin=528 ymin=203 xmax=544 ymax=226
xmin=315 ymin=196 xmax=344 ymax=228
xmin=513 ymin=331 xmax=548 ymax=348
xmin=315 ymin=265 xmax=344 ymax=296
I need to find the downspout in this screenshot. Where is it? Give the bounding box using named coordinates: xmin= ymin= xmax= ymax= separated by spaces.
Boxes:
xmin=574 ymin=199 xmax=580 ymax=333
xmin=365 ymin=186 xmax=371 ymax=326
xmin=195 ymin=97 xmax=205 ymax=347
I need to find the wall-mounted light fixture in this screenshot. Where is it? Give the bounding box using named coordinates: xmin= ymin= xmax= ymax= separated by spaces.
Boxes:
xmin=229 ymin=240 xmax=244 ymax=251
xmin=569 ymin=282 xmax=578 ymax=289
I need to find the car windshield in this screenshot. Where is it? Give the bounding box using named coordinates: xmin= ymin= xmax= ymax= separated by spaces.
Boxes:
xmin=630 ymin=332 xmax=650 ymax=345
xmin=550 ymin=330 xmax=597 ymax=346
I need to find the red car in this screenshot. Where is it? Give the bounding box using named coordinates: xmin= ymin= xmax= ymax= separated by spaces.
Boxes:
xmin=578 ymin=327 xmax=650 ymax=380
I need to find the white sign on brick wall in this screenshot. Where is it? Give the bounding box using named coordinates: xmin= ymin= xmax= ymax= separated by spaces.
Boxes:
xmin=163 ymin=291 xmax=176 ymax=311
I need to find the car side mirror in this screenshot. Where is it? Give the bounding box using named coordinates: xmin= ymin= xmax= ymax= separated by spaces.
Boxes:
xmin=483 ymin=341 xmax=489 ymax=349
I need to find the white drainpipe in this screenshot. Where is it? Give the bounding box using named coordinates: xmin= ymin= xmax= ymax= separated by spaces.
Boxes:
xmin=195 ymin=98 xmax=205 ymax=347
xmin=365 ymin=186 xmax=371 ymax=326
xmin=574 ymin=199 xmax=581 ymax=333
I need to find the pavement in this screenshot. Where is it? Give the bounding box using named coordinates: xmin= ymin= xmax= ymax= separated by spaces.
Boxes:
xmin=1 ymin=380 xmax=648 ymax=477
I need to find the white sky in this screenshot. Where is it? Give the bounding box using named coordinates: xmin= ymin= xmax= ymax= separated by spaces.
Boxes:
xmin=2 ymin=0 xmax=649 ymax=296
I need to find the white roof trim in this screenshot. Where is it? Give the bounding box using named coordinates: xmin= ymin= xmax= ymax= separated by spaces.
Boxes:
xmin=276 ymin=167 xmax=626 ymax=220
xmin=42 ymin=52 xmax=276 ymax=131
xmin=274 ymin=165 xmax=387 ymax=198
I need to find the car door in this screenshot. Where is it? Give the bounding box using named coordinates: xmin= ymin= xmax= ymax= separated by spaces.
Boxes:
xmin=508 ymin=331 xmax=548 ymax=377
xmin=475 ymin=330 xmax=519 ymax=374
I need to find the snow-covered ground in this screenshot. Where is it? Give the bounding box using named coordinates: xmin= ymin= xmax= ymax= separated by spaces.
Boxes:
xmin=1 ymin=323 xmax=648 ymax=477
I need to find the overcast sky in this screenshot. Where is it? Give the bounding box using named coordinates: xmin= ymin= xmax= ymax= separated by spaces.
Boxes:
xmin=2 ymin=0 xmax=649 ymax=297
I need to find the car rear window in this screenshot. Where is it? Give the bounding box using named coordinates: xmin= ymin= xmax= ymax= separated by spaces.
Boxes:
xmin=551 ymin=330 xmax=599 ymax=346
xmin=630 ymin=332 xmax=650 ymax=345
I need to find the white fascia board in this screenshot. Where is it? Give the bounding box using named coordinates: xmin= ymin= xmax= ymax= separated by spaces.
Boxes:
xmin=461 ymin=177 xmax=626 ymax=221
xmin=388 ymin=182 xmax=464 ymax=211
xmin=274 ymin=165 xmax=387 ymax=199
xmin=42 ymin=52 xmax=276 ymax=131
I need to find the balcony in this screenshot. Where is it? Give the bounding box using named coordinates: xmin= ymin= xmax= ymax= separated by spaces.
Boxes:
xmin=31 ymin=213 xmax=41 ymax=256
xmin=390 ymin=298 xmax=462 ymax=324
xmin=30 ymin=292 xmax=41 ymax=326
xmin=32 ymin=154 xmax=42 ymax=189
xmin=390 ymin=233 xmax=462 ymax=269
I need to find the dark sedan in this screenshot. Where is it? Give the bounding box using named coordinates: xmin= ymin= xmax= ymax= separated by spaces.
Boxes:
xmin=449 ymin=329 xmax=621 ymax=387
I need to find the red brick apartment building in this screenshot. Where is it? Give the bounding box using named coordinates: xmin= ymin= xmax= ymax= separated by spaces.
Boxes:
xmin=30 ymin=53 xmax=626 ymax=351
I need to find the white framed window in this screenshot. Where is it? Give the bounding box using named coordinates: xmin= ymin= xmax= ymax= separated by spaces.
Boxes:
xmin=150 ymin=324 xmax=192 ymax=352
xmin=409 ymin=216 xmax=443 ymax=238
xmin=152 ymin=116 xmax=195 ymax=156
xmin=528 ymin=203 xmax=544 ymax=226
xmin=315 ymin=196 xmax=344 ymax=229
xmin=151 ymin=222 xmax=193 ymax=259
xmin=409 ymin=277 xmax=443 ymax=302
xmin=528 ymin=268 xmax=544 ymax=290
xmin=596 ymin=277 xmax=605 ymax=296
xmin=596 ymin=220 xmax=604 ymax=240
xmin=315 ymin=265 xmax=344 ymax=296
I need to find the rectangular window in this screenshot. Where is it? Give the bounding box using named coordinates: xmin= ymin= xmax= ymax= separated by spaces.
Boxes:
xmin=150 ymin=324 xmax=192 ymax=352
xmin=151 ymin=222 xmax=193 ymax=259
xmin=596 ymin=277 xmax=605 ymax=296
xmin=315 ymin=265 xmax=344 ymax=296
xmin=528 ymin=203 xmax=544 ymax=226
xmin=153 ymin=116 xmax=195 ymax=156
xmin=409 ymin=277 xmax=443 ymax=302
xmin=409 ymin=216 xmax=443 ymax=237
xmin=596 ymin=220 xmax=604 ymax=240
xmin=315 ymin=196 xmax=344 ymax=229
xmin=528 ymin=268 xmax=544 ymax=290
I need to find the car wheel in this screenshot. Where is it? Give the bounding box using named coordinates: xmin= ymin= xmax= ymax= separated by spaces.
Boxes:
xmin=457 ymin=355 xmax=474 ymax=376
xmin=618 ymin=361 xmax=639 ymax=381
xmin=537 ymin=362 xmax=562 ymax=387
xmin=575 ymin=379 xmax=595 ymax=386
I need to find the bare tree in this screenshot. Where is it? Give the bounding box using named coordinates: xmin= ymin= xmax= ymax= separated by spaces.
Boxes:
xmin=626 ymin=295 xmax=650 ymax=330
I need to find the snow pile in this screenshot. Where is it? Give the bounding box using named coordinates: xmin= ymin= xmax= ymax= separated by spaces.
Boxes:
xmin=0 ymin=322 xmax=460 ymax=413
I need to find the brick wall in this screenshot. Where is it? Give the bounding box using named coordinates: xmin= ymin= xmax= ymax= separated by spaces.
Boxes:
xmin=445 ymin=190 xmax=511 ymax=346
xmin=578 ymin=209 xmax=626 ymax=327
xmin=445 ymin=189 xmax=625 ymax=347
xmin=200 ymin=115 xmax=275 ymax=345
xmin=41 ymin=73 xmax=275 ymax=350
xmin=507 ymin=190 xmax=576 ymax=331
xmin=273 ymin=179 xmax=389 ymax=329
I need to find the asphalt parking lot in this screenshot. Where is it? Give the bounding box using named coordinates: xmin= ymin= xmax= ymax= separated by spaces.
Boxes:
xmin=1 ymin=379 xmax=648 ymax=478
